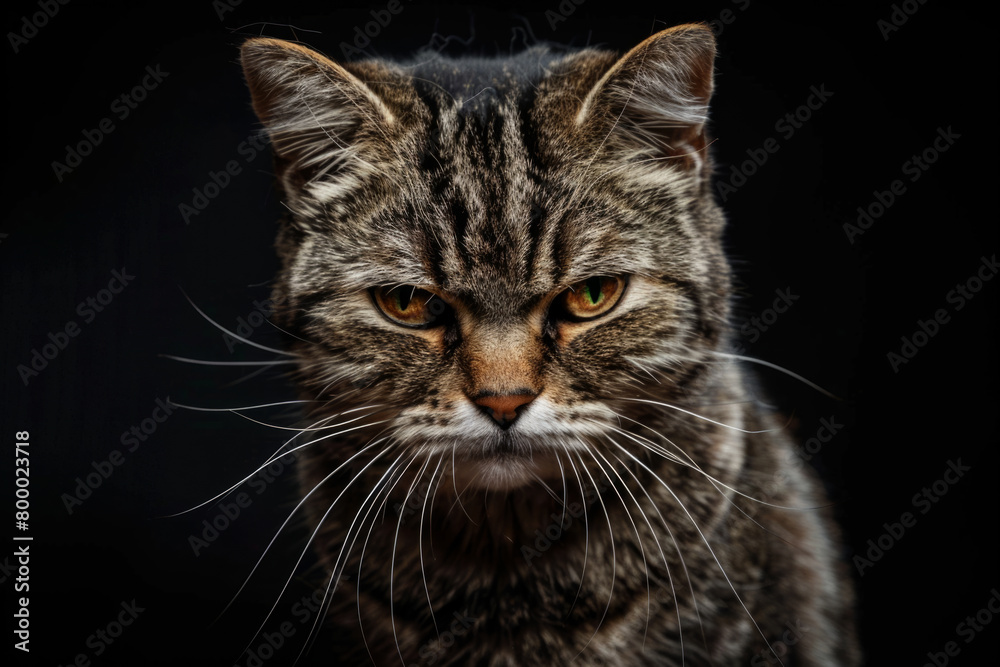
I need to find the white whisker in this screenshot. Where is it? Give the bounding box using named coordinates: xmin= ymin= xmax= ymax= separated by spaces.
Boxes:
xmin=221 ymin=436 xmax=392 ymax=621
xmin=586 ymin=447 xmax=653 ymax=648
xmin=168 ymin=399 xmax=316 ymax=412
xmin=610 ymin=441 xmax=786 ymax=666
xmin=389 ymin=455 xmax=432 ymax=666
xmin=620 ymin=397 xmax=776 ymax=434
xmin=160 ymin=355 xmax=297 ymax=366
xmin=607 ymin=446 xmax=693 ymax=666
xmin=419 ymin=455 xmax=445 ymax=638
xmin=707 ymin=351 xmax=841 ymax=400
xmin=596 ymin=417 xmax=825 ymax=512
xmin=179 ymin=289 xmax=296 ymax=357
xmin=163 ymin=416 xmax=390 ymax=517
xmin=298 ymin=453 xmax=416 ymax=664
xmin=570 ymin=450 xmax=616 ymax=662
xmin=564 ymin=453 xmax=591 ymax=617
xmin=239 ymin=440 xmax=400 ymax=664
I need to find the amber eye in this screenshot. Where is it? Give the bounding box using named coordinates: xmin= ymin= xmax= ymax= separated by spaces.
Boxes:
xmin=560 ymin=276 xmax=626 ymax=321
xmin=372 ymin=286 xmax=449 ymax=328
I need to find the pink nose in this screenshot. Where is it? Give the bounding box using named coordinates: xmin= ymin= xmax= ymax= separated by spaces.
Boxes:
xmin=473 ymin=393 xmax=537 ymax=429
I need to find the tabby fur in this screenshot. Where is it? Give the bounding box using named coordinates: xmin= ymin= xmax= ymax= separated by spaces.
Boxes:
xmin=239 ymin=23 xmax=860 ymax=666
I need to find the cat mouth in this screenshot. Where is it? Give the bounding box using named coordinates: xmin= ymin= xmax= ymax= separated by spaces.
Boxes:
xmin=390 ymin=398 xmax=615 ymax=488
xmin=416 ymin=427 xmax=588 ymax=460
xmin=426 ymin=431 xmax=537 ymax=462
xmin=474 ymin=435 xmax=522 ymax=458
xmin=419 ymin=425 xmax=595 ymax=490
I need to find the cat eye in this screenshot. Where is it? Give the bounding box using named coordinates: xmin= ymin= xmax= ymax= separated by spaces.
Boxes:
xmin=371 ymin=286 xmax=450 ymax=328
xmin=558 ymin=276 xmax=626 ymax=321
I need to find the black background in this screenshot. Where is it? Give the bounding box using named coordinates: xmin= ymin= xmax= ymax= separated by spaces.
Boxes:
xmin=2 ymin=1 xmax=997 ymax=665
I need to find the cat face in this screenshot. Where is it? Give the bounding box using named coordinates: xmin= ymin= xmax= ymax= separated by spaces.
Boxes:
xmin=241 ymin=25 xmax=731 ymax=489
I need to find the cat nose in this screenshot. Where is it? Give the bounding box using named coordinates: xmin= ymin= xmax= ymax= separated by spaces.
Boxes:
xmin=471 ymin=391 xmax=537 ymax=429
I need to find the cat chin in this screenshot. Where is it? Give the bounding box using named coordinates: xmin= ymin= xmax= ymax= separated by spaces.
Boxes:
xmin=449 ymin=452 xmax=566 ymax=492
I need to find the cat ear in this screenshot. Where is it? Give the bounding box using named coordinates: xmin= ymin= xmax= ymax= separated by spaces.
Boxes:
xmin=576 ymin=24 xmax=715 ymax=170
xmin=240 ymin=38 xmax=397 ymax=198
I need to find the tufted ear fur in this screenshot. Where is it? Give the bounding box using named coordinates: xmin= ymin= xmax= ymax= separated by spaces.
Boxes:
xmin=576 ymin=24 xmax=716 ymax=171
xmin=240 ymin=38 xmax=398 ymax=200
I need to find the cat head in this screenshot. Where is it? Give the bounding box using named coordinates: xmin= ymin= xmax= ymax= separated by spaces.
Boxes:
xmin=240 ymin=25 xmax=731 ymax=489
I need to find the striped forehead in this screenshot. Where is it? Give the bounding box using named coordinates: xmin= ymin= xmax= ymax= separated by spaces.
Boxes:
xmin=425 ymin=112 xmax=669 ymax=295
xmin=307 ymin=63 xmax=682 ymax=309
xmin=398 ymin=91 xmax=665 ymax=313
xmin=418 ymin=86 xmax=544 ymax=305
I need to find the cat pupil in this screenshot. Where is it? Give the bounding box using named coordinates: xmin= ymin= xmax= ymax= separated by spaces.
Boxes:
xmin=585 ymin=277 xmax=603 ymax=305
xmin=395 ymin=289 xmax=413 ymax=312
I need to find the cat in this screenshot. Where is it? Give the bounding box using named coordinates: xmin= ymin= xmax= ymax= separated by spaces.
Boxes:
xmin=237 ymin=22 xmax=861 ymax=666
